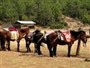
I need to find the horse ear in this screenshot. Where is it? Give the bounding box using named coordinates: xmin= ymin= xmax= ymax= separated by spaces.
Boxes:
xmin=78 ymin=27 xmax=82 ymax=31
xmin=35 ymin=29 xmax=40 ymax=33
xmin=44 ymin=31 xmax=47 ymax=34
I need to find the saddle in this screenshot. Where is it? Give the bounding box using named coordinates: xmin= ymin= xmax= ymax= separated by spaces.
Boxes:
xmin=59 ymin=30 xmax=71 ymax=42
xmin=9 ymin=27 xmax=17 ymax=31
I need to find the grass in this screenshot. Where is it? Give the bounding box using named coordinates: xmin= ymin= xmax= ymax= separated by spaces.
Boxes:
xmin=0 ymin=38 xmax=90 ymax=68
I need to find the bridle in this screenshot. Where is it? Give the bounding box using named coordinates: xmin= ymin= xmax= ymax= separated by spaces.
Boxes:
xmin=77 ymin=31 xmax=87 ymax=47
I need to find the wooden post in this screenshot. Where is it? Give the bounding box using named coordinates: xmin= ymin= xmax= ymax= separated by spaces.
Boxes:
xmin=89 ymin=29 xmax=90 ymax=35
xmin=84 ymin=28 xmax=90 ymax=61
xmin=76 ymin=39 xmax=81 ymax=56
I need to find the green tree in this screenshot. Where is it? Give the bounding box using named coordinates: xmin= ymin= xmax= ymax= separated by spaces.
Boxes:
xmin=0 ymin=0 xmax=17 ymax=22
xmin=0 ymin=0 xmax=3 ymax=20
xmin=25 ymin=0 xmax=37 ymax=20
xmin=13 ymin=0 xmax=26 ymax=20
xmin=35 ymin=0 xmax=54 ymax=25
xmin=64 ymin=0 xmax=81 ymax=18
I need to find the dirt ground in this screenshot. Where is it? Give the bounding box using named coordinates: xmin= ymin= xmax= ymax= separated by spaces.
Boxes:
xmin=0 ymin=30 xmax=90 ymax=68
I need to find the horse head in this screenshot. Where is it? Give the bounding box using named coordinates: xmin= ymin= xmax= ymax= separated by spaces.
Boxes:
xmin=34 ymin=29 xmax=40 ymax=34
xmin=78 ymin=30 xmax=87 ymax=46
xmin=26 ymin=29 xmax=44 ymax=43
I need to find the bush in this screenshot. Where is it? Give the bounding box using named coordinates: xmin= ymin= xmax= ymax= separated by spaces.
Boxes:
xmin=80 ymin=14 xmax=90 ymax=24
xmin=49 ymin=21 xmax=67 ymax=29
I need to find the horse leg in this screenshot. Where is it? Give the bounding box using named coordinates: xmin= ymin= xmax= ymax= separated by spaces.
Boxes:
xmin=17 ymin=40 xmax=20 ymax=52
xmin=26 ymin=41 xmax=31 ymax=52
xmin=67 ymin=44 xmax=72 ymax=57
xmin=34 ymin=43 xmax=38 ymax=53
xmin=47 ymin=44 xmax=53 ymax=57
xmin=1 ymin=38 xmax=6 ymax=51
xmin=76 ymin=39 xmax=81 ymax=56
xmin=53 ymin=45 xmax=57 ymax=56
xmin=25 ymin=35 xmax=32 ymax=52
xmin=37 ymin=43 xmax=42 ymax=55
xmin=7 ymin=40 xmax=11 ymax=51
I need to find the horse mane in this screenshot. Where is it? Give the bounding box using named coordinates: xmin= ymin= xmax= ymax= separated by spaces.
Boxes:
xmin=70 ymin=30 xmax=85 ymax=39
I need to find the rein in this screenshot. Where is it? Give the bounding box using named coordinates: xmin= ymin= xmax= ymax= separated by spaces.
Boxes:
xmin=51 ymin=32 xmax=61 ymax=44
xmin=77 ymin=31 xmax=87 ymax=47
xmin=36 ymin=35 xmax=44 ymax=44
xmin=51 ymin=37 xmax=58 ymax=44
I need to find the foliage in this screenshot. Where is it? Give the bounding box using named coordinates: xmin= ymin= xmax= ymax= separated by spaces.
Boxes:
xmin=63 ymin=0 xmax=90 ymax=24
xmin=49 ymin=21 xmax=67 ymax=29
xmin=0 ymin=0 xmax=90 ymax=28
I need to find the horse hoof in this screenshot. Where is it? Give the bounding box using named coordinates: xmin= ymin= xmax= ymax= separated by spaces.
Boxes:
xmin=29 ymin=50 xmax=32 ymax=53
xmin=29 ymin=51 xmax=32 ymax=53
xmin=85 ymin=58 xmax=90 ymax=62
xmin=38 ymin=53 xmax=42 ymax=55
xmin=34 ymin=51 xmax=38 ymax=53
xmin=53 ymin=55 xmax=57 ymax=57
xmin=17 ymin=50 xmax=20 ymax=52
xmin=67 ymin=55 xmax=71 ymax=57
xmin=75 ymin=55 xmax=79 ymax=57
xmin=26 ymin=51 xmax=32 ymax=53
xmin=50 ymin=55 xmax=53 ymax=57
xmin=76 ymin=54 xmax=79 ymax=56
xmin=39 ymin=54 xmax=43 ymax=57
xmin=8 ymin=49 xmax=11 ymax=51
xmin=2 ymin=49 xmax=6 ymax=51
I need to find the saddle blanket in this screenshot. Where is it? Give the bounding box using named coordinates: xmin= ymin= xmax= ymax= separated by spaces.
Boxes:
xmin=3 ymin=28 xmax=18 ymax=40
xmin=60 ymin=30 xmax=71 ymax=42
xmin=0 ymin=28 xmax=18 ymax=40
xmin=9 ymin=27 xmax=17 ymax=31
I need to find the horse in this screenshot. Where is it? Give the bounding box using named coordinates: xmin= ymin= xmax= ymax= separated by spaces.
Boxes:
xmin=24 ymin=29 xmax=46 ymax=54
xmin=16 ymin=27 xmax=30 ymax=52
xmin=0 ymin=29 xmax=15 ymax=51
xmin=13 ymin=27 xmax=43 ymax=53
xmin=46 ymin=30 xmax=87 ymax=57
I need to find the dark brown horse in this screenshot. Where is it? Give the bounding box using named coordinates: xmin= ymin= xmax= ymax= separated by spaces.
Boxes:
xmin=0 ymin=29 xmax=15 ymax=51
xmin=17 ymin=27 xmax=30 ymax=52
xmin=46 ymin=30 xmax=87 ymax=57
xmin=24 ymin=29 xmax=45 ymax=54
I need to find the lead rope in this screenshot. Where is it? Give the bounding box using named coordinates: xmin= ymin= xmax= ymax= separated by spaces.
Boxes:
xmin=84 ymin=40 xmax=90 ymax=61
xmin=51 ymin=32 xmax=61 ymax=44
xmin=51 ymin=37 xmax=58 ymax=44
xmin=36 ymin=35 xmax=44 ymax=44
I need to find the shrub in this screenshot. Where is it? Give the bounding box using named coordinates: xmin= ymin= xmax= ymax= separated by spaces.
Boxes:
xmin=49 ymin=21 xmax=67 ymax=29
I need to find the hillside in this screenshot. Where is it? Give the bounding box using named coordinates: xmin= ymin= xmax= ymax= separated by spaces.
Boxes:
xmin=63 ymin=16 xmax=84 ymax=28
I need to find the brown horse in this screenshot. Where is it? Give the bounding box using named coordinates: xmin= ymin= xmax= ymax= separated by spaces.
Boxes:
xmin=46 ymin=30 xmax=87 ymax=57
xmin=0 ymin=27 xmax=30 ymax=51
xmin=0 ymin=29 xmax=15 ymax=51
xmin=17 ymin=27 xmax=29 ymax=52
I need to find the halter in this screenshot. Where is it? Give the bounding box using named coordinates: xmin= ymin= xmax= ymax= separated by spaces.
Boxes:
xmin=77 ymin=31 xmax=87 ymax=47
